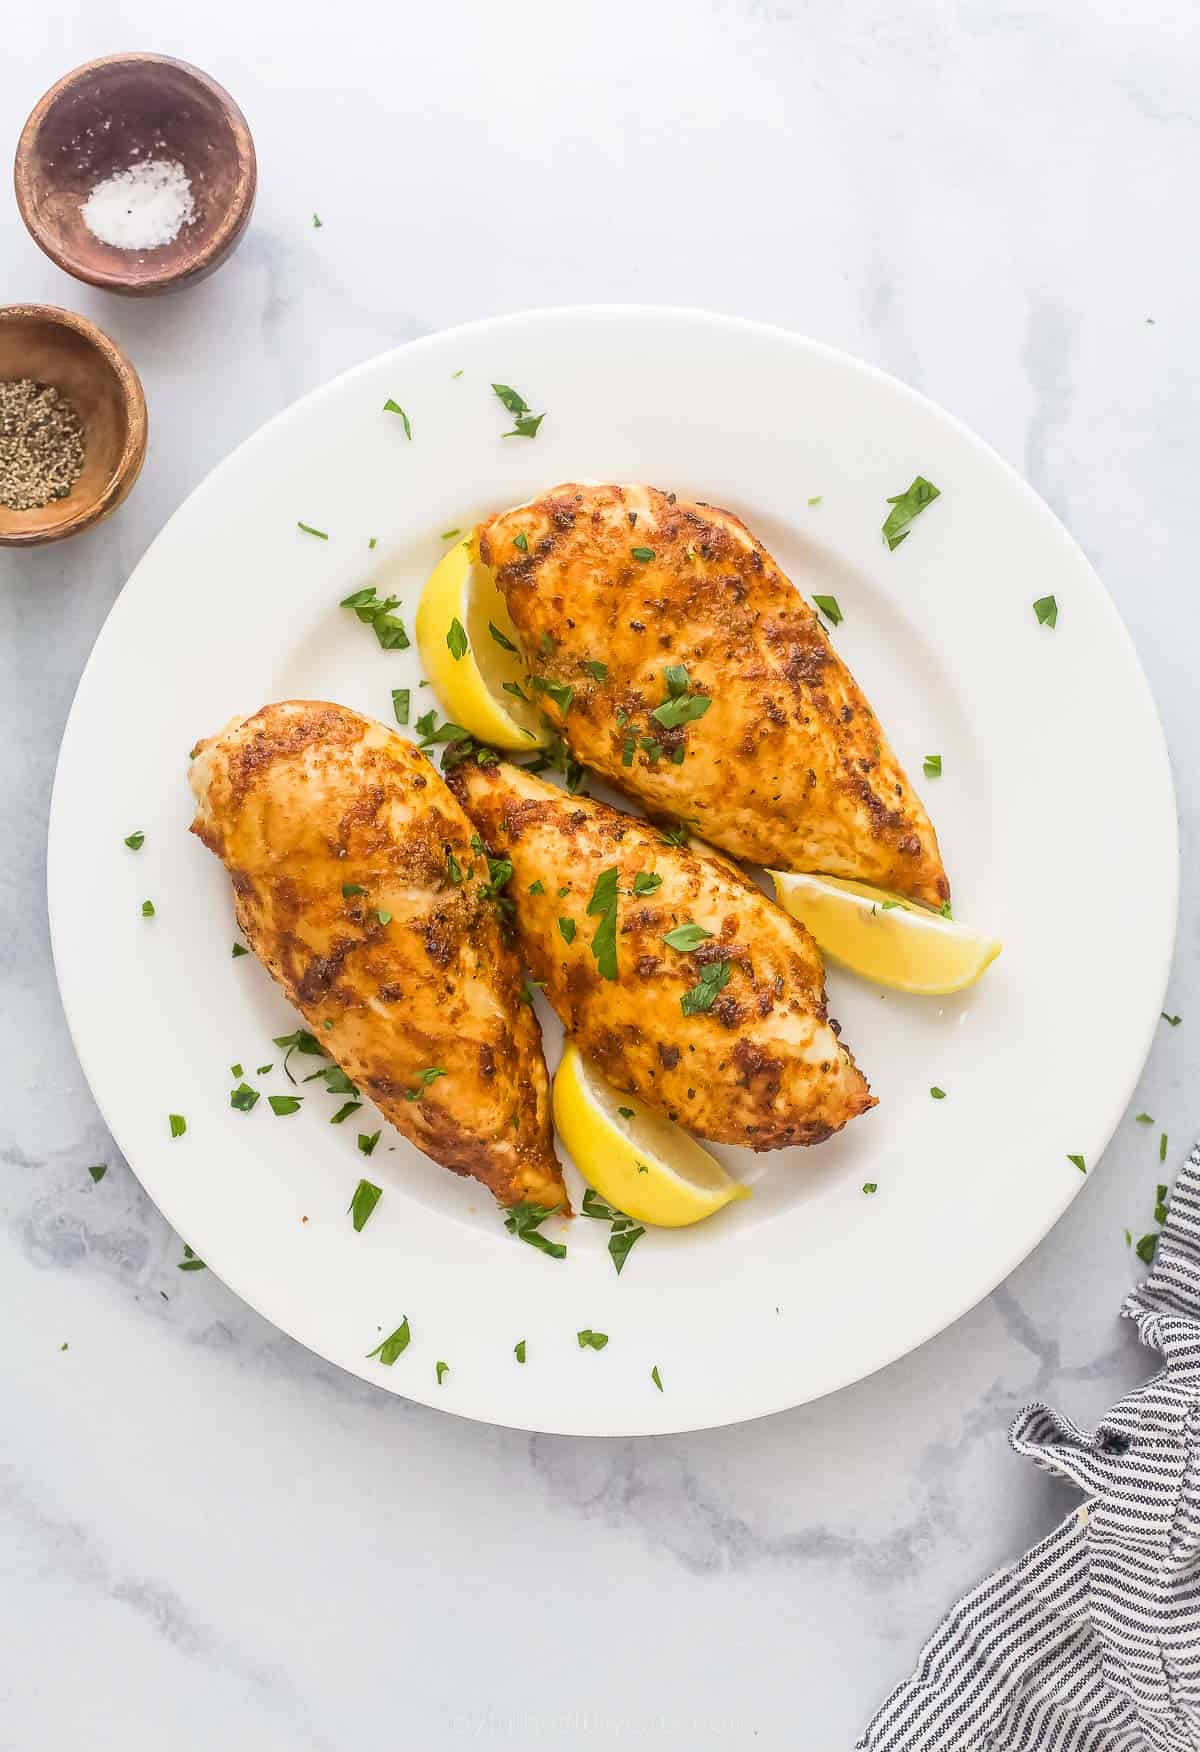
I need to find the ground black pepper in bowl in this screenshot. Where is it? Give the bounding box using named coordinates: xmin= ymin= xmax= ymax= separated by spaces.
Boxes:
xmin=0 ymin=379 xmax=86 ymax=510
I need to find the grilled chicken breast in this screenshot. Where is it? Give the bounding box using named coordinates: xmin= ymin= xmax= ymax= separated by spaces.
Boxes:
xmin=189 ymin=702 xmax=566 ymax=1209
xmin=450 ymin=759 xmax=875 ymax=1150
xmin=476 ymin=483 xmax=949 ymax=909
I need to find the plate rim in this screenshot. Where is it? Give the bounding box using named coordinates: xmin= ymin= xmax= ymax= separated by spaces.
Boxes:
xmin=46 ymin=303 xmax=1180 ymax=1435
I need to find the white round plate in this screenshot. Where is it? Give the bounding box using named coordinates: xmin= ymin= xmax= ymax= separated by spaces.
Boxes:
xmin=48 ymin=307 xmax=1177 ymax=1436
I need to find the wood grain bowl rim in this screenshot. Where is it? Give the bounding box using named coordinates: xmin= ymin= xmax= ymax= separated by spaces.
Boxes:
xmin=13 ymin=51 xmax=257 ymax=295
xmin=0 ymin=304 xmax=148 ymax=548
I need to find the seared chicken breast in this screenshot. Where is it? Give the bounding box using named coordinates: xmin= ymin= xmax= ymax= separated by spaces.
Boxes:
xmin=189 ymin=702 xmax=566 ymax=1209
xmin=450 ymin=759 xmax=875 ymax=1150
xmin=477 ymin=483 xmax=949 ymax=909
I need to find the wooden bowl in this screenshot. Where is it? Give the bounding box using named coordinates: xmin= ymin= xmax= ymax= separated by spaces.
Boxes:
xmin=14 ymin=53 xmax=256 ymax=296
xmin=0 ymin=306 xmax=147 ymax=547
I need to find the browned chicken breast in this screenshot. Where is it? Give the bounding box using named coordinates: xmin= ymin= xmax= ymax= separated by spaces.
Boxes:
xmin=450 ymin=759 xmax=875 ymax=1150
xmin=476 ymin=483 xmax=949 ymax=909
xmin=189 ymin=702 xmax=566 ymax=1210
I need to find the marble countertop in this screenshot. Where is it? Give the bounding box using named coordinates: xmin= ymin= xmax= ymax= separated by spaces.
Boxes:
xmin=3 ymin=3 xmax=1197 ymax=1745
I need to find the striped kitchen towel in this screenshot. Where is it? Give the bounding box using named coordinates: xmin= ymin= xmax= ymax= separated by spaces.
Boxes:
xmin=859 ymin=1143 xmax=1200 ymax=1750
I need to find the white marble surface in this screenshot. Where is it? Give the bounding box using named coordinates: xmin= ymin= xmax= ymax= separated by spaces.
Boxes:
xmin=3 ymin=2 xmax=1198 ymax=1744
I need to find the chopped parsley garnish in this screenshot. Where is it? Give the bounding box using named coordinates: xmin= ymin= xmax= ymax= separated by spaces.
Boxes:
xmin=124 ymin=831 xmax=144 ymax=851
xmin=586 ymin=866 xmax=620 ymax=981
xmin=519 ymin=977 xmax=546 ymax=1005
xmin=939 ymin=901 xmax=954 ymax=918
xmin=1135 ymin=1232 xmax=1158 ymax=1266
xmin=608 ymin=1222 xmax=645 ymax=1276
xmin=141 ymin=900 xmax=155 ymax=918
xmin=1136 ymin=1112 xmax=1154 ymax=1124
xmin=392 ymin=688 xmax=410 ymax=726
xmin=230 ymin=1082 xmax=260 ymax=1112
xmin=1162 ymin=1012 xmax=1182 ymax=1026
xmin=923 ymin=754 xmax=942 ymax=778
xmin=583 ymin=660 xmax=608 ymax=682
xmin=681 ymin=960 xmax=730 ymax=1016
xmin=169 ymin=1114 xmax=186 ymax=1139
xmin=1155 ymin=1183 xmax=1169 ymax=1225
xmin=576 ymin=1329 xmax=609 ymax=1350
xmin=1067 ymin=1153 xmax=1086 ymax=1174
xmin=304 ymin=1064 xmax=358 ymax=1095
xmin=514 ymin=1339 xmax=527 ymax=1364
xmin=88 ymin=1164 xmax=107 ymax=1184
xmin=312 ymin=213 xmax=322 ymax=228
xmin=492 ymin=383 xmax=545 ymax=438
xmin=1033 ymin=595 xmax=1058 ymax=628
xmin=256 ymin=1063 xmax=273 ymax=1075
xmin=618 ymin=1106 xmax=635 ymax=1120
xmin=528 ymin=879 xmax=545 ymax=895
xmin=662 ymin=921 xmax=712 ymax=952
xmin=375 ymin=909 xmax=392 ymax=926
xmin=330 ymin=1101 xmax=362 ymax=1125
xmin=651 ymin=1364 xmax=663 ymax=1391
xmin=630 ymin=547 xmax=655 ymax=563
xmin=580 ymin=1189 xmax=618 ymax=1221
xmin=633 ymin=871 xmax=662 ymax=895
xmin=178 ymin=1246 xmax=206 ymax=1272
xmin=502 ymin=680 xmax=531 ymax=703
xmin=342 ymin=882 xmax=367 ymax=897
xmin=489 ymin=622 xmax=519 ymax=653
xmin=513 ymin=531 xmax=529 ymax=552
xmin=415 ymin=709 xmax=470 ymax=748
xmin=368 ymin=1318 xmax=411 ymax=1364
xmin=882 ymin=476 xmax=939 ymax=551
xmin=441 ymin=528 xmax=461 ymax=540
xmin=446 ymin=847 xmax=466 ymax=885
xmin=930 ymin=1086 xmax=947 ymax=1100
xmin=382 ymin=398 xmax=412 ymax=439
xmin=404 ymin=1067 xmax=447 ymax=1101
xmin=447 ymin=617 xmax=469 ymax=660
xmin=529 ymin=675 xmax=575 ymax=715
xmin=436 ymin=1361 xmax=449 ymax=1385
xmin=348 ymin=1179 xmax=382 ymax=1231
xmin=232 ymin=943 xmax=249 ymax=958
xmin=340 ymin=584 xmax=410 ymax=650
xmin=268 ymin=1095 xmax=303 ymax=1116
xmin=558 ymin=916 xmax=577 ymax=944
xmin=862 ymin=1182 xmax=878 ymax=1195
xmin=651 ymin=669 xmax=711 ymax=730
xmin=659 ymin=822 xmax=691 ymax=847
xmin=1160 ymin=1131 xmax=1169 ymax=1163
xmin=503 ymin=1201 xmax=567 ymax=1259
xmin=808 ymin=495 xmax=822 ymax=506
xmin=358 ymin=1130 xmax=381 ymax=1156
xmin=297 ymin=521 xmax=328 ymax=539
xmin=368 ymin=537 xmax=377 ymax=550
xmin=813 ymin=594 xmax=842 ymax=626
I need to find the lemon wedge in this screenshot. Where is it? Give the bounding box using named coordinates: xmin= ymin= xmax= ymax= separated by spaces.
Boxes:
xmin=414 ymin=540 xmax=548 ymax=750
xmin=770 ymin=870 xmax=1001 ymax=995
xmin=553 ymin=1042 xmax=750 ymax=1227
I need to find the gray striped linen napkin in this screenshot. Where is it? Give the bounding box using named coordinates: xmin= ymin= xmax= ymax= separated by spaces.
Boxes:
xmin=859 ymin=1143 xmax=1200 ymax=1750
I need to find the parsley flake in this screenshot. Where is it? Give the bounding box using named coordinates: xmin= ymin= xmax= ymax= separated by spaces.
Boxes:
xmin=663 ymin=921 xmax=712 ymax=952
xmin=169 ymin=1114 xmax=187 ymax=1139
xmin=349 ymin=1179 xmax=382 ymax=1231
xmin=488 ymin=622 xmax=519 ymax=653
xmin=1067 ymin=1153 xmax=1086 ymax=1174
xmin=862 ymin=1182 xmax=879 ymax=1195
xmin=382 ymin=398 xmax=412 ymax=440
xmin=586 ymin=867 xmax=620 ymax=980
xmin=930 ymin=1086 xmax=947 ymax=1100
xmin=1162 ymin=1012 xmax=1182 ymax=1027
xmin=230 ymin=1082 xmax=260 ymax=1112
xmin=813 ymin=594 xmax=842 ymax=626
xmin=651 ymin=1364 xmax=663 ymax=1391
xmin=141 ymin=900 xmax=155 ymax=918
xmin=882 ymin=476 xmax=939 ymax=551
xmin=558 ymin=916 xmax=577 ymax=944
xmin=368 ymin=1318 xmax=411 ymax=1364
xmin=633 ymin=871 xmax=662 ymax=896
xmin=447 ymin=617 xmax=469 ymax=661
xmin=404 ymin=1067 xmax=447 ymax=1101
xmin=630 ymin=547 xmax=655 ymax=563
xmin=513 ymin=531 xmax=529 ymax=553
xmin=268 ymin=1095 xmax=302 ymax=1116
xmin=297 ymin=521 xmax=328 ymax=540
xmin=514 ymin=1339 xmax=527 ymax=1363
xmin=392 ymin=688 xmax=410 ymax=726
xmin=358 ymin=1131 xmax=381 ymax=1157
xmin=88 ymin=1165 xmax=107 ymax=1184
xmin=681 ymin=959 xmax=730 ymax=1016
xmin=1033 ymin=595 xmax=1058 ymax=628
xmin=124 ymin=831 xmax=144 ymax=851
xmin=232 ymin=943 xmax=249 ymax=958
xmin=577 ymin=1329 xmax=609 ymax=1350
xmin=436 ymin=1361 xmax=449 ymax=1385
xmin=503 ymin=1201 xmax=567 ymax=1259
xmin=923 ymin=754 xmax=942 ymax=778
xmin=330 ymin=1101 xmax=363 ymax=1125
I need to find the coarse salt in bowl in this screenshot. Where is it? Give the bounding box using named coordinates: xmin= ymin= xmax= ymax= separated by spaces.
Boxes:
xmin=14 ymin=53 xmax=256 ymax=297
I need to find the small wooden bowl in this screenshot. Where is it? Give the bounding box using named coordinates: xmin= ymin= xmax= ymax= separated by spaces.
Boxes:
xmin=0 ymin=306 xmax=147 ymax=547
xmin=14 ymin=53 xmax=256 ymax=296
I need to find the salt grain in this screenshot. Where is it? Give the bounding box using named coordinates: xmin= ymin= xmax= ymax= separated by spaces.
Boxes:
xmin=81 ymin=158 xmax=195 ymax=251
